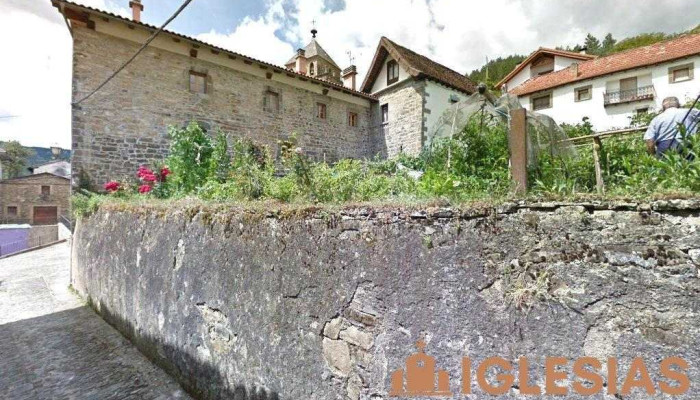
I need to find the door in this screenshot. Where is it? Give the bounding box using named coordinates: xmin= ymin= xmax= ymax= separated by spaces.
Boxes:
xmin=619 ymin=77 xmax=638 ymax=101
xmin=33 ymin=206 xmax=58 ymax=225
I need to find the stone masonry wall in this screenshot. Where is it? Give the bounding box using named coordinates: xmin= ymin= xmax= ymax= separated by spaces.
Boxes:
xmin=374 ymin=79 xmax=425 ymax=158
xmin=72 ymin=199 xmax=700 ymax=399
xmin=71 ymin=26 xmax=373 ymax=189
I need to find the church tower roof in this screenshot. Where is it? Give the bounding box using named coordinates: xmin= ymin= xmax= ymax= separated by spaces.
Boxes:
xmin=286 ymin=29 xmax=340 ymax=70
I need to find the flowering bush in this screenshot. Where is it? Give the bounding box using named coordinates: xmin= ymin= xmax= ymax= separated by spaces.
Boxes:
xmin=103 ymin=164 xmax=170 ymax=197
xmin=104 ymin=181 xmax=120 ymax=193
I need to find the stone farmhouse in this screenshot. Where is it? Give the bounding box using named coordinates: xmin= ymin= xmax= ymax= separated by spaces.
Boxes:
xmin=0 ymin=173 xmax=70 ymax=225
xmin=52 ymin=0 xmax=476 ymax=189
xmin=498 ymin=34 xmax=700 ymax=130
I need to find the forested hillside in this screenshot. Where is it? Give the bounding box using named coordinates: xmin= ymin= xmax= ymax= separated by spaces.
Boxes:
xmin=468 ymin=24 xmax=700 ymax=91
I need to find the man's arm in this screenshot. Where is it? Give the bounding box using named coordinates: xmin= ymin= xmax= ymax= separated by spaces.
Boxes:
xmin=644 ymin=118 xmax=658 ymax=155
xmin=646 ymin=139 xmax=656 ymax=155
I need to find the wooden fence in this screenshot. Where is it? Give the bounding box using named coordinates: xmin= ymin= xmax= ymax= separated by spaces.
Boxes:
xmin=507 ymin=109 xmax=647 ymax=194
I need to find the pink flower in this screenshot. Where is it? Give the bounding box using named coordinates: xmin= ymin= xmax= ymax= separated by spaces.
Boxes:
xmin=104 ymin=181 xmax=120 ymax=192
xmin=138 ymin=184 xmax=152 ymax=194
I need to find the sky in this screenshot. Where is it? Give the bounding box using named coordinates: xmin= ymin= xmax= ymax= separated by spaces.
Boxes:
xmin=1 ymin=0 xmax=699 ymax=149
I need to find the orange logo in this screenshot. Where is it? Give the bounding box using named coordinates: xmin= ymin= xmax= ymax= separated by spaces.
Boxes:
xmin=390 ymin=340 xmax=452 ymax=397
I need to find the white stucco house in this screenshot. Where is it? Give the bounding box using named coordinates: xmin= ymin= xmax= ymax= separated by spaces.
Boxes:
xmin=498 ymin=34 xmax=700 ymax=130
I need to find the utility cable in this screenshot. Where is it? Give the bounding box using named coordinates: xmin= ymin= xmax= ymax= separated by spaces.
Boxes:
xmin=72 ymin=0 xmax=194 ymax=106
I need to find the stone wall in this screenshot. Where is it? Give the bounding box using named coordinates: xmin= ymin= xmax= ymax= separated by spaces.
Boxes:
xmin=71 ymin=25 xmax=373 ymax=189
xmin=373 ymin=79 xmax=426 ymax=158
xmin=0 ymin=174 xmax=70 ymax=224
xmin=72 ymin=200 xmax=700 ymax=399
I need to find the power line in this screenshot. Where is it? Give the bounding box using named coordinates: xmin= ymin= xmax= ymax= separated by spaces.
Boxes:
xmin=72 ymin=0 xmax=195 ymax=106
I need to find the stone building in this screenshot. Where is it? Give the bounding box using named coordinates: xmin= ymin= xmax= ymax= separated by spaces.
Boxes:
xmin=0 ymin=173 xmax=70 ymax=225
xmin=52 ymin=0 xmax=476 ymax=189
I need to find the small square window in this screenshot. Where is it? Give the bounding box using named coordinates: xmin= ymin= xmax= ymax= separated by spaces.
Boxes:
xmin=348 ymin=112 xmax=358 ymax=127
xmin=189 ymin=71 xmax=207 ymax=94
xmin=41 ymin=186 xmax=51 ymax=196
xmin=7 ymin=206 xmax=18 ymax=216
xmin=671 ymin=67 xmax=692 ymax=83
xmin=575 ymin=86 xmax=592 ymax=102
xmin=387 ymin=60 xmax=399 ymax=85
xmin=532 ymin=93 xmax=552 ymax=111
xmin=317 ymin=103 xmax=327 ymax=119
xmin=263 ymin=90 xmax=279 ymax=113
xmin=636 ymin=107 xmax=649 ymax=115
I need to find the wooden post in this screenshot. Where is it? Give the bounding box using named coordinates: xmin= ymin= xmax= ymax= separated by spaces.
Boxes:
xmin=509 ymin=109 xmax=528 ymax=195
xmin=592 ymin=136 xmax=605 ymax=194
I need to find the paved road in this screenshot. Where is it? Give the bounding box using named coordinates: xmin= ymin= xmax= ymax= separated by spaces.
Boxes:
xmin=0 ymin=242 xmax=191 ymax=400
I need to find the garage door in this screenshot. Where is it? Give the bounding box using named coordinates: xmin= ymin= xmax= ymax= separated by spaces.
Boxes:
xmin=33 ymin=206 xmax=58 ymax=225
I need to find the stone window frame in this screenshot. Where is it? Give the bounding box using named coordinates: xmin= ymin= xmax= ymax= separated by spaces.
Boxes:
xmin=187 ymin=67 xmax=213 ymax=95
xmin=347 ymin=110 xmax=359 ymax=127
xmin=574 ymin=85 xmax=592 ymax=102
xmin=6 ymin=205 xmax=18 ymax=217
xmin=381 ymin=103 xmax=389 ymax=124
xmin=41 ymin=185 xmax=51 ymax=196
xmin=531 ymin=91 xmax=553 ymax=111
xmin=262 ymin=86 xmax=282 ymax=114
xmin=316 ymin=102 xmax=328 ymax=120
xmin=387 ymin=60 xmax=399 ymax=85
xmin=668 ymin=62 xmax=694 ymax=84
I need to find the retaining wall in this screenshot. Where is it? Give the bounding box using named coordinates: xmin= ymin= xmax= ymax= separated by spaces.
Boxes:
xmin=71 ymin=200 xmax=700 ymax=399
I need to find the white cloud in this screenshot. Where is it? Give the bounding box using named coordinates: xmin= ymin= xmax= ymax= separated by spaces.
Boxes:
xmin=0 ymin=4 xmax=72 ymax=149
xmin=196 ymin=0 xmax=295 ymax=64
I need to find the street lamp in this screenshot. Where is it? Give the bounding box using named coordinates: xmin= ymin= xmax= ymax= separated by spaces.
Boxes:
xmin=50 ymin=145 xmax=62 ymax=159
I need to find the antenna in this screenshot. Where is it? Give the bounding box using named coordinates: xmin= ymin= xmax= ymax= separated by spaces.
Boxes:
xmin=346 ymin=50 xmax=356 ymax=65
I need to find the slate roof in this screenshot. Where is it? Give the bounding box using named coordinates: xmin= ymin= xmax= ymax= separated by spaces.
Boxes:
xmin=286 ymin=39 xmax=341 ymax=70
xmin=495 ymin=48 xmax=596 ymax=89
xmin=510 ymin=33 xmax=700 ymax=96
xmin=360 ymin=37 xmax=477 ymax=95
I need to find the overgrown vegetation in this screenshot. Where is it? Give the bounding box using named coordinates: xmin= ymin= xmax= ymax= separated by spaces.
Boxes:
xmin=72 ymin=108 xmax=700 ymax=219
xmin=0 ymin=140 xmax=33 ymax=179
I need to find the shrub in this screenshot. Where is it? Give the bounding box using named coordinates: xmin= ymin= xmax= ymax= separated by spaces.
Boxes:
xmin=167 ymin=121 xmax=213 ymax=194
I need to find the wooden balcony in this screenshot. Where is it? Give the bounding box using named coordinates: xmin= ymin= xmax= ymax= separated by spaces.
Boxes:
xmin=604 ymin=85 xmax=655 ymax=106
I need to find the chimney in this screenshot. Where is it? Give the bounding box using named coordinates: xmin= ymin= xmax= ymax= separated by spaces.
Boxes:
xmin=572 ymin=63 xmax=579 ymax=77
xmin=294 ymin=49 xmax=307 ymax=75
xmin=342 ymin=65 xmax=358 ymax=91
xmin=129 ymin=0 xmax=143 ymax=22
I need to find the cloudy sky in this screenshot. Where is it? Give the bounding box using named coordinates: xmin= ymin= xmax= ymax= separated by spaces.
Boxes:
xmin=2 ymin=0 xmax=699 ymax=148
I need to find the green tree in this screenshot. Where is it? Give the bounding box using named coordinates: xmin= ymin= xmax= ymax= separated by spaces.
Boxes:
xmin=584 ymin=33 xmax=602 ymax=55
xmin=209 ymin=130 xmax=231 ymax=183
xmin=467 ymin=54 xmax=526 ymax=91
xmin=601 ymin=33 xmax=616 ymax=54
xmin=166 ymin=121 xmax=213 ymax=193
xmin=0 ymin=141 xmax=33 ymax=179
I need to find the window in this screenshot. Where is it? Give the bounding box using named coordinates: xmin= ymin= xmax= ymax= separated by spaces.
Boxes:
xmin=381 ymin=104 xmax=389 ymax=123
xmin=348 ymin=112 xmax=358 ymax=127
xmin=387 ymin=60 xmax=399 ymax=85
xmin=7 ymin=206 xmax=17 ymax=216
xmin=636 ymin=107 xmax=649 ymax=115
xmin=263 ymin=90 xmax=279 ymax=113
xmin=189 ymin=71 xmax=207 ymax=94
xmin=574 ymin=85 xmax=592 ymax=102
xmin=317 ymin=103 xmax=327 ymax=119
xmin=669 ymin=63 xmax=694 ymax=83
xmin=41 ymin=185 xmax=51 ymax=196
xmin=532 ymin=93 xmax=552 ymax=111
xmin=309 ymin=62 xmax=315 ymax=76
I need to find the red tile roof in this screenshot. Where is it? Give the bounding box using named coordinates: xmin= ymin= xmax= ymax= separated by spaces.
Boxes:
xmin=510 ymin=33 xmax=700 ymax=96
xmin=360 ymin=37 xmax=477 ymax=94
xmin=495 ymin=48 xmax=596 ymax=89
xmin=51 ymin=0 xmax=376 ymax=101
